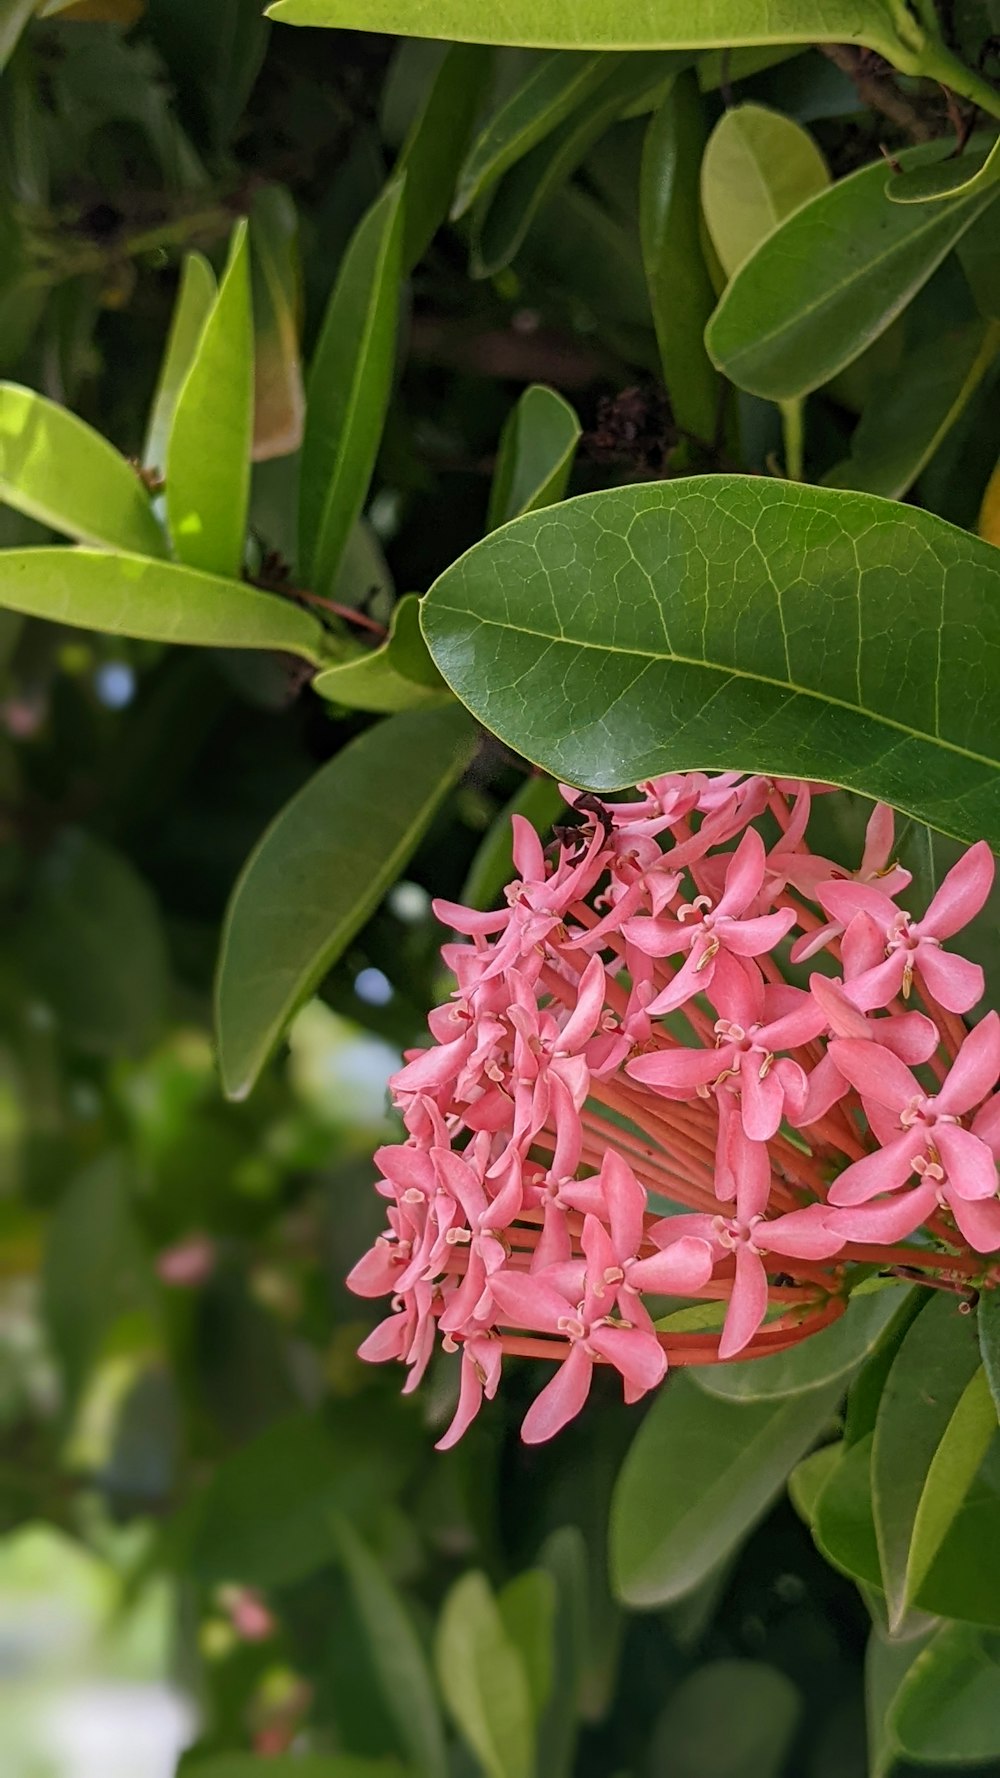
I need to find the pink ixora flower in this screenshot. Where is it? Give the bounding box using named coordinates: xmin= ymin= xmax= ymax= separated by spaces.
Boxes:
xmin=349 ymin=771 xmax=1000 ymax=1445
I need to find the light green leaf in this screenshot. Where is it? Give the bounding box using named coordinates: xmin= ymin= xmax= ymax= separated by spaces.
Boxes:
xmin=610 ymin=1371 xmax=841 ymax=1607
xmin=394 ymin=41 xmax=492 ymax=268
xmin=0 ymin=549 xmax=327 ymax=660
xmin=215 ymin=704 xmax=475 ymax=1099
xmin=488 ymin=384 xmax=581 ymax=530
xmin=166 ymin=220 xmax=254 ymax=577
xmin=890 ymin=1622 xmax=1000 ymax=1765
xmin=646 ymin=1660 xmax=802 ymax=1778
xmin=453 ymin=50 xmax=614 ymax=219
xmin=826 ymin=318 xmax=1000 ymax=501
xmin=420 ymin=477 xmax=1000 ymax=848
xmin=640 ymin=69 xmax=718 ymax=444
xmin=299 ymin=178 xmax=405 ymax=596
xmin=0 ymin=383 xmax=165 ymax=555
xmin=872 ymin=1292 xmax=983 ymax=1630
xmin=461 ymin=774 xmax=566 ymax=910
xmin=887 ymin=130 xmax=1000 ymax=204
xmin=812 ymin=1433 xmax=882 ymax=1587
xmin=335 ymin=1518 xmax=449 ymax=1778
xmin=700 ymin=102 xmax=829 ymax=280
xmin=497 ymin=1570 xmax=557 ymax=1721
xmin=980 ymin=1289 xmax=1000 ymax=1417
xmin=693 ymin=1283 xmax=910 ymax=1402
xmin=143 ymin=252 xmax=217 ymax=474
xmin=706 ymin=139 xmax=1000 ymax=400
xmin=312 ymin=594 xmax=449 ymax=713
xmin=905 ymin=1364 xmax=998 ymax=1610
xmin=265 ymin=0 xmax=932 ymax=71
xmin=435 ymin=1571 xmax=534 ymax=1778
xmin=249 ymin=184 xmax=305 ymax=463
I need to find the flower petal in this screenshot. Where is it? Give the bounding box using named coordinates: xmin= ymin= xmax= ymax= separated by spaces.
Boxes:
xmin=718 ymin=1245 xmax=769 ymax=1359
xmin=520 ymin=1343 xmax=593 ymax=1444
xmin=629 ymin=1236 xmax=715 ymax=1295
xmin=827 ymin=1134 xmax=918 ymax=1205
xmin=915 ymin=945 xmax=984 ymax=1016
xmin=934 ymin=1124 xmax=999 ymax=1202
xmin=922 ymin=840 xmax=995 ymax=940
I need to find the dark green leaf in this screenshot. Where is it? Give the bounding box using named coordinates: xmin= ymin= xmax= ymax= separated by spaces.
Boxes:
xmin=0 ymin=0 xmax=36 ymax=72
xmin=0 ymin=383 xmax=165 ymax=555
xmin=166 ymin=221 xmax=254 ymax=578
xmin=844 ymin=1286 xmax=925 ymax=1446
xmin=980 ymin=1289 xmax=1000 ymax=1416
xmin=145 ymin=0 xmax=270 ymax=149
xmin=299 ymin=178 xmax=405 ymax=596
xmin=906 ymin=1364 xmax=997 ymax=1609
xmin=886 ymin=131 xmax=1000 ymax=204
xmin=813 ymin=1434 xmax=883 ymax=1588
xmin=536 ymin=1526 xmax=588 ymax=1778
xmin=610 ymin=1371 xmax=841 ymax=1607
xmin=646 ymin=1660 xmax=801 ymax=1778
xmin=488 ymin=384 xmax=581 ymax=530
xmin=42 ymin=1153 xmax=151 ymax=1410
xmin=143 ymin=252 xmax=217 ymax=475
xmin=960 ymin=211 xmax=1000 ymax=320
xmin=890 ymin=1622 xmax=1000 ymax=1765
xmin=187 ymin=1757 xmax=405 ymax=1777
xmin=865 ymin=1627 xmax=935 ymax=1778
xmin=312 ymin=593 xmax=450 ymax=713
xmin=435 ymin=1570 xmax=535 ymax=1778
xmin=453 ymin=50 xmax=613 ymax=218
xmin=420 ymin=477 xmax=1000 ymax=847
xmin=461 ymin=774 xmax=566 ymax=910
xmin=693 ymin=1282 xmax=910 ymax=1402
xmin=249 ymin=184 xmax=305 ymax=463
xmin=394 ymin=42 xmax=492 ymax=268
xmin=215 ymin=704 xmax=475 ymax=1099
xmin=497 ymin=1569 xmax=557 ymax=1721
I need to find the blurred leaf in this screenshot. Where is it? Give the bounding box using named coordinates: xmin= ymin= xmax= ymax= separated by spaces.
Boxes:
xmin=435 ymin=1570 xmax=535 ymax=1778
xmin=250 ymin=184 xmax=305 ymax=464
xmin=980 ymin=1288 xmax=1000 ymax=1415
xmin=887 ymin=131 xmax=1000 ymax=204
xmin=0 ymin=548 xmax=327 ymax=658
xmin=394 ymin=41 xmax=492 ymax=269
xmin=167 ymin=221 xmax=254 ymax=577
xmin=215 ymin=703 xmax=476 ymax=1099
xmin=700 ymin=101 xmax=829 ymax=280
xmin=872 ymin=1292 xmax=983 ymax=1630
xmin=693 ymin=1283 xmax=910 ymax=1402
xmin=707 ymin=141 xmax=1000 ymax=400
xmin=39 ymin=0 xmax=146 ymax=19
xmin=420 ymin=477 xmax=1000 ymax=847
xmin=22 ymin=829 xmax=168 ymax=1057
xmin=335 ymin=1517 xmax=449 ymax=1778
xmin=461 ymin=774 xmax=565 ymax=910
xmin=0 ymin=383 xmax=165 ymax=554
xmin=43 ymin=1152 xmax=150 ymax=1409
xmin=980 ymin=453 xmax=1000 ymax=544
xmin=904 ymin=1364 xmax=997 ymax=1610
xmin=536 ymin=1526 xmax=588 ymax=1778
xmin=143 ymin=252 xmax=217 ymax=474
xmin=144 ymin=0 xmax=269 ymax=148
xmin=187 ymin=1758 xmax=406 ymax=1777
xmin=454 ymin=50 xmax=613 ymax=218
xmin=0 ymin=0 xmax=35 ymax=71
xmin=826 ymin=319 xmax=1000 ymax=501
xmin=487 ymin=384 xmax=580 ymax=530
xmin=645 ymin=1660 xmax=801 ymax=1778
xmin=497 ymin=1569 xmax=557 ymax=1721
xmin=610 ymin=1372 xmax=841 ymax=1607
xmin=889 ymin=1622 xmax=1000 ymax=1764
xmin=312 ymin=594 xmax=450 ymax=713
xmin=960 ymin=209 xmax=1000 ymax=321
xmin=299 ymin=178 xmax=405 ymax=597
xmin=865 ymin=1627 xmax=935 ymax=1778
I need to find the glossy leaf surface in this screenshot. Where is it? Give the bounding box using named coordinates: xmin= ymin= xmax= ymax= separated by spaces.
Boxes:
xmin=0 ymin=383 xmax=165 ymax=555
xmin=394 ymin=41 xmax=492 ymax=267
xmin=693 ymin=1283 xmax=909 ymax=1402
xmin=312 ymin=593 xmax=449 ymax=713
xmin=487 ymin=384 xmax=581 ymax=530
xmin=453 ymin=50 xmax=612 ymax=218
xmin=143 ymin=252 xmax=217 ymax=473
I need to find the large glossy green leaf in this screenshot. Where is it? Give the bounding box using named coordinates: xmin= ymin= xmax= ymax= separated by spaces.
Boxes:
xmin=693 ymin=1283 xmax=910 ymax=1403
xmin=700 ymin=102 xmax=829 ymax=280
xmin=488 ymin=384 xmax=580 ymax=530
xmin=889 ymin=1622 xmax=1000 ymax=1765
xmin=249 ymin=183 xmax=305 ymax=463
xmin=872 ymin=1293 xmax=983 ymax=1630
xmin=266 ymin=0 xmax=932 ymax=70
xmin=312 ymin=593 xmax=449 ymax=713
xmin=640 ymin=70 xmax=718 ymax=445
xmin=393 ymin=41 xmax=492 ymax=268
xmin=166 ymin=221 xmax=254 ymax=577
xmin=299 ymin=178 xmax=405 ymax=597
xmin=0 ymin=384 xmax=165 ymax=555
xmin=887 ymin=130 xmax=1000 ymax=204
xmin=143 ymin=252 xmax=217 ymax=474
xmin=435 ymin=1571 xmax=534 ymax=1778
xmin=335 ymin=1518 xmax=449 ymax=1778
xmin=610 ymin=1372 xmax=841 ymax=1607
xmin=420 ymin=477 xmax=1000 ymax=847
xmin=645 ymin=1661 xmax=801 ymax=1778
xmin=215 ymin=704 xmax=475 ymax=1099
xmin=0 ymin=549 xmax=327 ymax=660
xmin=706 ymin=140 xmax=1000 ymax=400
xmin=453 ymin=50 xmax=613 ymax=219
xmin=905 ymin=1364 xmax=998 ymax=1609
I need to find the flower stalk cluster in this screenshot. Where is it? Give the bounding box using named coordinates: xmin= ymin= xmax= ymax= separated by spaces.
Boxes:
xmin=349 ymin=774 xmax=1000 ymax=1446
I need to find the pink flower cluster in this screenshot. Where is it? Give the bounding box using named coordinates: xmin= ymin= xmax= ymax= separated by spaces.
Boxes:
xmin=348 ymin=774 xmax=1000 ymax=1446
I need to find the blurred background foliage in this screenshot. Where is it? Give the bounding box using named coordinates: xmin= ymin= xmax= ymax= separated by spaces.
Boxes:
xmin=0 ymin=2 xmax=999 ymax=1774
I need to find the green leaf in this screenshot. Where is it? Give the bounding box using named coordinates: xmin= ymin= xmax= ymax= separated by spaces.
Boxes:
xmin=866 ymin=1627 xmax=935 ymax=1778
xmin=166 ymin=220 xmax=254 ymax=578
xmin=42 ymin=1153 xmax=150 ymax=1410
xmin=312 ymin=593 xmax=449 ymax=713
xmin=0 ymin=548 xmax=326 ymax=660
xmin=144 ymin=0 xmax=270 ymax=151
xmin=265 ymin=0 xmax=933 ymax=71
xmin=536 ymin=1527 xmax=588 ymax=1778
xmin=20 ymin=829 xmax=168 ymax=1058
xmin=916 ymin=1455 xmax=1000 ymax=1626
xmin=0 ymin=0 xmax=36 ymax=73
xmin=186 ymin=1762 xmax=404 ymax=1778
xmin=872 ymin=1292 xmax=983 ymax=1630
xmin=472 ymin=55 xmax=668 ymax=277
xmin=693 ymin=1283 xmax=911 ymax=1403
xmin=905 ymin=1364 xmax=998 ymax=1611
xmin=215 ymin=704 xmax=475 ymax=1099
xmin=979 ymin=1289 xmax=1000 ymax=1416
xmin=143 ymin=252 xmax=217 ymax=474
xmin=890 ymin=1622 xmax=1000 ymax=1765
xmin=497 ymin=1570 xmax=557 ymax=1721
xmin=887 ymin=130 xmax=1000 ymax=204
xmin=185 ymin=1414 xmax=346 ymax=1587
xmin=461 ymin=774 xmax=566 ymax=910
xmin=640 ymin=69 xmax=718 ymax=445
xmin=488 ymin=384 xmax=581 ymax=530
xmin=700 ymin=102 xmax=829 ymax=282
xmin=420 ymin=476 xmax=1000 ymax=848
xmin=335 ymin=1517 xmax=449 ymax=1778
xmin=453 ymin=50 xmax=614 ymax=219
xmin=812 ymin=1434 xmax=882 ymax=1587
xmin=299 ymin=178 xmax=405 ymax=596
xmin=960 ymin=210 xmax=1000 ymax=321
xmin=826 ymin=318 xmax=1000 ymax=501
xmin=706 ymin=140 xmax=1000 ymax=400
xmin=610 ymin=1371 xmax=841 ymax=1608
xmin=646 ymin=1660 xmax=802 ymax=1778
xmin=844 ymin=1286 xmax=926 ymax=1446
xmin=394 ymin=41 xmax=492 ymax=268
xmin=435 ymin=1571 xmax=534 ymax=1778
xmin=249 ymin=184 xmax=305 ymax=464
xmin=0 ymin=383 xmax=165 ymax=555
